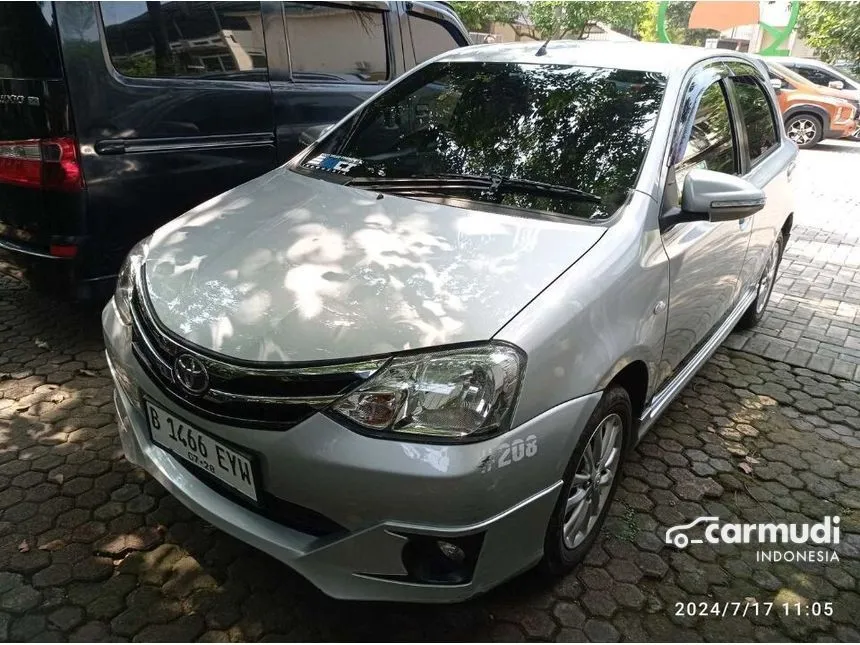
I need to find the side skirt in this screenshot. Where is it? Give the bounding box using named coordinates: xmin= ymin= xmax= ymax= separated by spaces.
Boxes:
xmin=636 ymin=288 xmax=757 ymax=442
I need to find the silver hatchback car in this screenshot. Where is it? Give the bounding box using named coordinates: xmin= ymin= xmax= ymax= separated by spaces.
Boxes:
xmin=103 ymin=41 xmax=796 ymax=602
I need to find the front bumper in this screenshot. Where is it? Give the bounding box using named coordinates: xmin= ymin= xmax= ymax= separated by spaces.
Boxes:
xmin=103 ymin=299 xmax=602 ymax=602
xmin=826 ymin=118 xmax=857 ymax=140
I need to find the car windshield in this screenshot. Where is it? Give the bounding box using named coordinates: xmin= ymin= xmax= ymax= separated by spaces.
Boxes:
xmin=294 ymin=61 xmax=666 ymax=220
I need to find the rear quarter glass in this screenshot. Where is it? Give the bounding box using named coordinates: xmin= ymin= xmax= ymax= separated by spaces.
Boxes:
xmin=0 ymin=3 xmax=62 ymax=79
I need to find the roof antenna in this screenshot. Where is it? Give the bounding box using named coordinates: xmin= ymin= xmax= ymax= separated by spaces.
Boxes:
xmin=535 ymin=36 xmax=552 ymax=57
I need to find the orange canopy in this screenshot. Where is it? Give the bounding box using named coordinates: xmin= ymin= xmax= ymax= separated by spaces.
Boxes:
xmin=688 ymin=1 xmax=760 ymax=31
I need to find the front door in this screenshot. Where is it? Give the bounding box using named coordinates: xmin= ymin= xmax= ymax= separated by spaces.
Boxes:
xmin=658 ymin=74 xmax=752 ymax=382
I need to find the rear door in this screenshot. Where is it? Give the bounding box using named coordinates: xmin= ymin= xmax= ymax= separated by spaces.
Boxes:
xmin=56 ymin=1 xmax=276 ymax=281
xmin=0 ymin=2 xmax=84 ymax=253
xmin=271 ymin=1 xmax=398 ymax=161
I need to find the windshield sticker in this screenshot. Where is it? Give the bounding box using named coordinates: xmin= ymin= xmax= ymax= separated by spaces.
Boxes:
xmin=304 ymin=154 xmax=362 ymax=174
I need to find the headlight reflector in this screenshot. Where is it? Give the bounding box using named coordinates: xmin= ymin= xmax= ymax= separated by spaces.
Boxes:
xmin=114 ymin=238 xmax=148 ymax=325
xmin=331 ymin=344 xmax=525 ymax=440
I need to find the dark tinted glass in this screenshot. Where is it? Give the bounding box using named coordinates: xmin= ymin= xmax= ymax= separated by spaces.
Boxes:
xmin=285 ymin=3 xmax=387 ymax=82
xmin=791 ymin=65 xmax=839 ymax=86
xmin=677 ymin=82 xmax=736 ymax=188
xmin=299 ymin=62 xmax=666 ymax=220
xmin=732 ymin=76 xmax=778 ymax=163
xmin=409 ymin=14 xmax=462 ymax=64
xmin=101 ymin=2 xmax=267 ymax=80
xmin=0 ymin=2 xmax=61 ymax=78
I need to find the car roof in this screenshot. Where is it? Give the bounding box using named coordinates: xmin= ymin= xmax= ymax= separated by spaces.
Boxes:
xmin=436 ymin=40 xmax=762 ymax=76
xmin=767 ymin=56 xmax=827 ymax=67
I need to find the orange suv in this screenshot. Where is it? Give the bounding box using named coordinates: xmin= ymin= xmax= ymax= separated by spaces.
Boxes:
xmin=764 ymin=60 xmax=857 ymax=148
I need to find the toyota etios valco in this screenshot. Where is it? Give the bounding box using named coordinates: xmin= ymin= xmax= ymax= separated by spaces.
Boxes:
xmin=103 ymin=41 xmax=795 ymax=602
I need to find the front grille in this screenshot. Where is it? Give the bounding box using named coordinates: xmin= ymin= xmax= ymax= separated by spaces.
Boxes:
xmin=129 ymin=270 xmax=386 ymax=430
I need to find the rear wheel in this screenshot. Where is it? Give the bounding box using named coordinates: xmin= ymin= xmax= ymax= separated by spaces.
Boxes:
xmin=738 ymin=232 xmax=783 ymax=330
xmin=785 ymin=114 xmax=823 ymax=148
xmin=541 ymin=386 xmax=631 ymax=575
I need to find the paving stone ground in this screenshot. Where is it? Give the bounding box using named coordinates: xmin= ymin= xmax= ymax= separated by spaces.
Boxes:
xmin=0 ymin=142 xmax=859 ymax=642
xmin=727 ymin=140 xmax=860 ymax=382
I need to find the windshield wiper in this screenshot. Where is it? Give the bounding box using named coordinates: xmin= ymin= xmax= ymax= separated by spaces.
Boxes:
xmin=347 ymin=173 xmax=601 ymax=204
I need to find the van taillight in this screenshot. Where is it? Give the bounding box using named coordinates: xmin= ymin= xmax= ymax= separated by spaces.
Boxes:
xmin=0 ymin=137 xmax=83 ymax=192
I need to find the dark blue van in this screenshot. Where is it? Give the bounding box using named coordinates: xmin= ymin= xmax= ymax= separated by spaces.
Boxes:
xmin=0 ymin=1 xmax=469 ymax=299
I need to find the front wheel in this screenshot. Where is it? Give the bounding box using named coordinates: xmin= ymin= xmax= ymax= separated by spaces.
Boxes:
xmin=785 ymin=114 xmax=823 ymax=148
xmin=738 ymin=231 xmax=783 ymax=330
xmin=540 ymin=386 xmax=631 ymax=575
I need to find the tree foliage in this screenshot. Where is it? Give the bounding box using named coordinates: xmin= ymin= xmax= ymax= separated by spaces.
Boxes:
xmin=450 ymin=1 xmax=656 ymax=41
xmin=662 ymin=1 xmax=720 ymax=46
xmin=797 ymin=1 xmax=860 ymax=72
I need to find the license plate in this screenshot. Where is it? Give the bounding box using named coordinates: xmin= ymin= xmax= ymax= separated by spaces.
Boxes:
xmin=144 ymin=400 xmax=258 ymax=502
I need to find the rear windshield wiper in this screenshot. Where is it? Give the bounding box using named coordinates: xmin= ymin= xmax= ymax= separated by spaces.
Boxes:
xmin=347 ymin=173 xmax=601 ymax=204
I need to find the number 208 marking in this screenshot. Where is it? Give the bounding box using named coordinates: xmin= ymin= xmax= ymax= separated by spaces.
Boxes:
xmin=494 ymin=435 xmax=538 ymax=469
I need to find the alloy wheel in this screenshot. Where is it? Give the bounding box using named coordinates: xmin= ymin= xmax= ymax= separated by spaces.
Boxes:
xmin=755 ymin=242 xmax=780 ymax=315
xmin=787 ymin=118 xmax=817 ymax=146
xmin=562 ymin=413 xmax=623 ymax=550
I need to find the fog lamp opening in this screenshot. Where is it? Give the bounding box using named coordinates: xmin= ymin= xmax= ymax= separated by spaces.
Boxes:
xmin=401 ymin=532 xmax=484 ymax=585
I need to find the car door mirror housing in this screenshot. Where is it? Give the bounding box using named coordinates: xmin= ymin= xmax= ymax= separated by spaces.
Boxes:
xmin=769 ymin=77 xmax=783 ymax=91
xmin=681 ymin=168 xmax=766 ymax=222
xmin=828 ymin=80 xmax=845 ymax=90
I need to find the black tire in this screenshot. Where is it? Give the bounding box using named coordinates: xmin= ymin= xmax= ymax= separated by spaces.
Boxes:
xmin=785 ymin=114 xmax=823 ymax=149
xmin=738 ymin=232 xmax=784 ymax=330
xmin=540 ymin=386 xmax=632 ymax=576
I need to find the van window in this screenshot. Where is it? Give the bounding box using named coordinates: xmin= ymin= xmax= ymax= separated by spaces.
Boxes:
xmin=408 ymin=13 xmax=463 ymax=64
xmin=0 ymin=2 xmax=62 ymax=78
xmin=100 ymin=2 xmax=267 ymax=80
xmin=284 ymin=3 xmax=387 ymax=83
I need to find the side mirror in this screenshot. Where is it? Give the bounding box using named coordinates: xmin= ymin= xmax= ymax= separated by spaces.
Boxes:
xmin=828 ymin=80 xmax=845 ymax=90
xmin=661 ymin=169 xmax=767 ymax=230
xmin=682 ymin=168 xmax=766 ymax=222
xmin=769 ymin=77 xmax=783 ymax=90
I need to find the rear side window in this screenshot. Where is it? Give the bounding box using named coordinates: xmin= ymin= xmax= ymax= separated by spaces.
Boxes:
xmin=0 ymin=2 xmax=62 ymax=78
xmin=408 ymin=13 xmax=463 ymax=64
xmin=100 ymin=2 xmax=267 ymax=80
xmin=676 ymin=82 xmax=736 ymax=189
xmin=790 ymin=65 xmax=841 ymax=87
xmin=731 ymin=76 xmax=778 ymax=165
xmin=284 ymin=3 xmax=387 ymax=83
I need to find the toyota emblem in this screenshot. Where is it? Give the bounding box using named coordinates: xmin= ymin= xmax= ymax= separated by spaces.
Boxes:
xmin=174 ymin=354 xmax=209 ymax=394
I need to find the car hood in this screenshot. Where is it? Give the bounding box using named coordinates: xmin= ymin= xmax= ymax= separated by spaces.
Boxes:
xmin=143 ymin=168 xmax=605 ymax=363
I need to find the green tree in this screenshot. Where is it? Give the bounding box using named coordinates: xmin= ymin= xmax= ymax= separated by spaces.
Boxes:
xmin=451 ymin=0 xmax=656 ymax=41
xmin=449 ymin=1 xmax=525 ymax=32
xmin=663 ymin=1 xmax=720 ymax=46
xmin=798 ymin=1 xmax=860 ymax=72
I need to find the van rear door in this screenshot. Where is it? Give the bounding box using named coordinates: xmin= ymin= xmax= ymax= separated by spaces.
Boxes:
xmin=0 ymin=2 xmax=85 ymax=259
xmin=55 ymin=1 xmax=276 ymax=284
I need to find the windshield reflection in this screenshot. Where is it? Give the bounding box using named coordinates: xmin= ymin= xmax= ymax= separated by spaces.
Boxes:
xmin=297 ymin=61 xmax=666 ymax=220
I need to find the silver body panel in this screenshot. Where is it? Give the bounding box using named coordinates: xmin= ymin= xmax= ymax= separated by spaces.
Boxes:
xmin=103 ymin=41 xmax=796 ymax=602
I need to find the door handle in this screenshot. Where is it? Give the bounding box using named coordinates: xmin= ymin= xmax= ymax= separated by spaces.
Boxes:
xmin=94 ymin=140 xmax=127 ymax=155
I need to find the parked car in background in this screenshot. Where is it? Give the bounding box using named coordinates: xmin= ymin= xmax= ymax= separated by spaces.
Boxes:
xmin=762 ymin=60 xmax=857 ymax=148
xmin=104 ymin=41 xmax=795 ymax=602
xmin=768 ymin=56 xmax=860 ymax=139
xmin=0 ymin=1 xmax=469 ymax=300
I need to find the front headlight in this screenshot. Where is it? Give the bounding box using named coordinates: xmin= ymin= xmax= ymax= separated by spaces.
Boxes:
xmin=330 ymin=343 xmax=525 ymax=440
xmin=114 ymin=237 xmax=148 ymax=326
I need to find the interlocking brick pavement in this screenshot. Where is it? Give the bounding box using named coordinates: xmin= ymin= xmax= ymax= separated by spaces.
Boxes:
xmin=0 ymin=144 xmax=859 ymax=642
xmin=727 ymin=140 xmax=860 ymax=381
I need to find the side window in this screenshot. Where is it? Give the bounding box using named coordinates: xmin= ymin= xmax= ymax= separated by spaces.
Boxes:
xmin=730 ymin=76 xmax=779 ymax=165
xmin=284 ymin=3 xmax=387 ymax=83
xmin=408 ymin=13 xmax=463 ymax=64
xmin=676 ymin=81 xmax=736 ymax=191
xmin=792 ymin=65 xmax=839 ymax=87
xmin=101 ymin=2 xmax=267 ymax=80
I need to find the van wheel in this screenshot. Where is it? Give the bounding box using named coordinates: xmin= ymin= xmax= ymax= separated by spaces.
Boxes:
xmin=540 ymin=386 xmax=631 ymax=575
xmin=785 ymin=114 xmax=822 ymax=148
xmin=738 ymin=232 xmax=783 ymax=330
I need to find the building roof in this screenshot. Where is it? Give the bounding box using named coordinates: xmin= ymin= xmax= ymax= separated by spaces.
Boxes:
xmin=439 ymin=39 xmax=760 ymax=75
